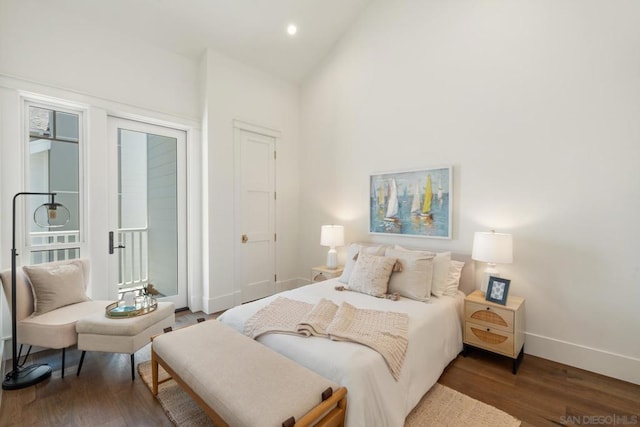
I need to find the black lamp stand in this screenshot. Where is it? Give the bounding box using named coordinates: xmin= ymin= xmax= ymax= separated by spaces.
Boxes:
xmin=2 ymin=192 xmax=58 ymax=390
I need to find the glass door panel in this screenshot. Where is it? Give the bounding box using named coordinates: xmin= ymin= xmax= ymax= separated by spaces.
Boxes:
xmin=109 ymin=118 xmax=187 ymax=308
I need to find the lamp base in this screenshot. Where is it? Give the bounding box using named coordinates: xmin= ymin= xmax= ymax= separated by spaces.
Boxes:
xmin=326 ymin=248 xmax=338 ymax=270
xmin=2 ymin=364 xmax=52 ymax=390
xmin=480 ymin=264 xmax=500 ymax=294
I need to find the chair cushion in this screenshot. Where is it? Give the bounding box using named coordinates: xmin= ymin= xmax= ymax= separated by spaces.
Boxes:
xmin=23 ymin=261 xmax=90 ymax=315
xmin=18 ymin=300 xmax=113 ymax=349
xmin=76 ymin=302 xmax=175 ymax=336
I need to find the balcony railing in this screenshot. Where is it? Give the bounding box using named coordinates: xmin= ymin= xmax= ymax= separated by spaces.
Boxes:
xmin=28 ymin=229 xmax=149 ymax=293
xmin=29 ymin=230 xmax=80 ymax=264
xmin=118 ymin=228 xmax=148 ymax=291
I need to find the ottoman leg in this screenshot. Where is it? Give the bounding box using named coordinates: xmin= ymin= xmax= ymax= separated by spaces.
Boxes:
xmin=76 ymin=351 xmax=86 ymax=376
xmin=131 ymin=354 xmax=135 ymax=381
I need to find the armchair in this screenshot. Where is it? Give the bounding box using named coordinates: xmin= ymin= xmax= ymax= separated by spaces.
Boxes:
xmin=0 ymin=259 xmax=112 ymax=378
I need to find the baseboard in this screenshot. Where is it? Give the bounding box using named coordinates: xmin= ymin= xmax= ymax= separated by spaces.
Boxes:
xmin=525 ymin=332 xmax=640 ymax=385
xmin=188 ymin=294 xmax=203 ymax=313
xmin=203 ymin=291 xmax=238 ymax=314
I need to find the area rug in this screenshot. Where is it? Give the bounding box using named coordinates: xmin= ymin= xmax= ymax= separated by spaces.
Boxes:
xmin=138 ymin=361 xmax=521 ymax=426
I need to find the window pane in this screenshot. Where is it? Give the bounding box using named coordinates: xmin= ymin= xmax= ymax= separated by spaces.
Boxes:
xmin=55 ymin=112 xmax=79 ymax=142
xmin=29 ymin=106 xmax=53 ymax=138
xmin=30 ymin=248 xmax=80 ymax=265
xmin=49 ymin=141 xmax=79 ymax=192
xmin=28 ymin=105 xmax=81 ymax=247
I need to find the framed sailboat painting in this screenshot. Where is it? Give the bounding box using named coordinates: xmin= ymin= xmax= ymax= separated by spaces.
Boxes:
xmin=369 ymin=166 xmax=453 ymax=239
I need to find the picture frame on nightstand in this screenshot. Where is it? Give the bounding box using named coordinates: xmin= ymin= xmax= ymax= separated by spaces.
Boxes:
xmin=486 ymin=276 xmax=510 ymax=305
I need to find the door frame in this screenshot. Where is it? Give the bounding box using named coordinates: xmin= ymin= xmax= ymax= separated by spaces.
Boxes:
xmin=233 ymin=119 xmax=280 ymax=305
xmin=107 ymin=116 xmax=188 ymax=308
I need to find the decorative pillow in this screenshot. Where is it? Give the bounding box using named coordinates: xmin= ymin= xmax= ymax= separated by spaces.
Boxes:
xmin=338 ymin=243 xmax=386 ymax=284
xmin=347 ymin=253 xmax=396 ymax=298
xmin=444 ymin=260 xmax=465 ymax=296
xmin=394 ymin=246 xmax=451 ymax=297
xmin=385 ymin=248 xmax=435 ymax=301
xmin=430 ymin=252 xmax=452 ymax=297
xmin=23 ymin=261 xmax=89 ymax=315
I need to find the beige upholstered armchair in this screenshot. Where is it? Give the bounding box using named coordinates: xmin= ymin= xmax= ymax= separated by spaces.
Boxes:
xmin=0 ymin=259 xmax=112 ymax=378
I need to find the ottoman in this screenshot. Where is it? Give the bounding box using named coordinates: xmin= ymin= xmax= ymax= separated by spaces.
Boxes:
xmin=76 ymin=301 xmax=175 ymax=380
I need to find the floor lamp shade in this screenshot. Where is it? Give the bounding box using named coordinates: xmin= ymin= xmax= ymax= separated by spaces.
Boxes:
xmin=3 ymin=192 xmax=70 ymax=390
xmin=471 ymin=231 xmax=513 ymax=293
xmin=320 ymin=225 xmax=344 ymax=269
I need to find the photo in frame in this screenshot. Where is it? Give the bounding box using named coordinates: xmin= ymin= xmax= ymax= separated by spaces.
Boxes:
xmin=369 ymin=166 xmax=452 ymax=239
xmin=485 ymin=276 xmax=511 ymax=305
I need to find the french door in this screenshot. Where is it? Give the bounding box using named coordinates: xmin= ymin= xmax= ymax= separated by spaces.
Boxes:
xmin=106 ymin=117 xmax=187 ymax=309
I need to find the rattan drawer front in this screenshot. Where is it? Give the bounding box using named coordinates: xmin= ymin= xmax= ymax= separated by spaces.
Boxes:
xmin=464 ymin=322 xmax=515 ymax=358
xmin=465 ymin=302 xmax=514 ymax=332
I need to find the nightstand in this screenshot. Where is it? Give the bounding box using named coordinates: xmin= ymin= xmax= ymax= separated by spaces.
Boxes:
xmin=311 ymin=265 xmax=344 ymax=282
xmin=463 ymin=289 xmax=525 ymax=374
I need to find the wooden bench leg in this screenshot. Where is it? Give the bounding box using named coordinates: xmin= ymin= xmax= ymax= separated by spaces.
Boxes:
xmin=152 ymin=350 xmax=159 ymax=396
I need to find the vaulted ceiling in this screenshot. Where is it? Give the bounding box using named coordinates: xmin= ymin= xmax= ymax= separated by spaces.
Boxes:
xmin=41 ymin=0 xmax=373 ymax=82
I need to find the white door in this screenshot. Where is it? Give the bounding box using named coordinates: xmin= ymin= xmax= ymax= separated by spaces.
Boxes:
xmin=234 ymin=125 xmax=277 ymax=303
xmin=107 ymin=117 xmax=187 ymax=309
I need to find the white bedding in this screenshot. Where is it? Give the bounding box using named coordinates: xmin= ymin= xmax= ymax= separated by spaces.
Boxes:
xmin=218 ymin=278 xmax=464 ymax=427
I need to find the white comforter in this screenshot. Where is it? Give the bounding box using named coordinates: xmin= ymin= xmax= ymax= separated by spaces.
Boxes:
xmin=218 ymin=279 xmax=464 ymax=427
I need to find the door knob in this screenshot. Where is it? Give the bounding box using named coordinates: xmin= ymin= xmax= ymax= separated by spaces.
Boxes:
xmin=241 ymin=234 xmax=248 ymax=243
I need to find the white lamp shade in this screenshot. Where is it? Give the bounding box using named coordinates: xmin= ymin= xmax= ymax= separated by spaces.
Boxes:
xmin=471 ymin=231 xmax=513 ymax=264
xmin=320 ymin=225 xmax=345 ymax=248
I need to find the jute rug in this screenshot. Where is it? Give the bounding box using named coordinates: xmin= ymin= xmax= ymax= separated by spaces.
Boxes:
xmin=138 ymin=361 xmax=520 ymax=426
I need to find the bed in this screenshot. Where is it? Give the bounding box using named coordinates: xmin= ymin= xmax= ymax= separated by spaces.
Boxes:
xmin=219 ymin=249 xmax=474 ymax=427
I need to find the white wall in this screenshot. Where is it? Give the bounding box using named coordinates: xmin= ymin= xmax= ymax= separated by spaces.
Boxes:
xmin=0 ymin=0 xmax=199 ymax=119
xmin=202 ymin=49 xmax=301 ymax=312
xmin=299 ymin=0 xmax=640 ymax=384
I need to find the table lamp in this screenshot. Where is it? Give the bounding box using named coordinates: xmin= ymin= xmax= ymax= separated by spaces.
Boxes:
xmin=320 ymin=225 xmax=344 ymax=269
xmin=471 ymin=230 xmax=513 ymax=294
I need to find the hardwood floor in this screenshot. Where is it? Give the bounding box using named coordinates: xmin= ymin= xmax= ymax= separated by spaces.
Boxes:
xmin=439 ymin=349 xmax=640 ymax=427
xmin=1 ymin=310 xmax=638 ymax=426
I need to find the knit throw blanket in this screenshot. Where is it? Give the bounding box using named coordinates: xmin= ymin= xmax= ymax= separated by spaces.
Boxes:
xmin=243 ymin=297 xmax=409 ymax=381
xmin=326 ymin=301 xmax=408 ymax=380
xmin=298 ymin=298 xmax=338 ymax=337
xmin=244 ymin=297 xmax=313 ymax=339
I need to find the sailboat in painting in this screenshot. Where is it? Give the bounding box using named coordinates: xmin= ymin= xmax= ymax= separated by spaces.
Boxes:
xmin=437 ymin=177 xmax=443 ymax=207
xmin=383 ymin=178 xmax=400 ymax=222
xmin=420 ymin=174 xmax=433 ymax=218
xmin=410 ymin=182 xmax=421 ymax=214
xmin=377 ymin=183 xmax=386 ymax=211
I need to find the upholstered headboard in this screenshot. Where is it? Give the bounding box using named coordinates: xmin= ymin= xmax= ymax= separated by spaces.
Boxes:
xmin=451 ymin=252 xmax=475 ymax=295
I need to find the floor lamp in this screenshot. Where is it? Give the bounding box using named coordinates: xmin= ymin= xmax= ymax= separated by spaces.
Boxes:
xmin=2 ymin=192 xmax=70 ymax=390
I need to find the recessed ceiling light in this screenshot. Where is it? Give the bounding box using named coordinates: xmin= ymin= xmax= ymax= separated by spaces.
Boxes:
xmin=287 ymin=24 xmax=297 ymax=36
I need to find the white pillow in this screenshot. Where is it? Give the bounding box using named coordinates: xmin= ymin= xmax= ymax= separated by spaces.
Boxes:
xmin=338 ymin=243 xmax=386 ymax=284
xmin=385 ymin=248 xmax=435 ymax=301
xmin=444 ymin=260 xmax=465 ymax=296
xmin=23 ymin=261 xmax=89 ymax=315
xmin=347 ymin=253 xmax=396 ymax=298
xmin=431 ymin=252 xmax=452 ymax=297
xmin=394 ymin=246 xmax=451 ymax=297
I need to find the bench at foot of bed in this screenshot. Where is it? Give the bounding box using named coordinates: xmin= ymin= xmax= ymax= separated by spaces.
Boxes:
xmin=151 ymin=319 xmax=347 ymax=427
